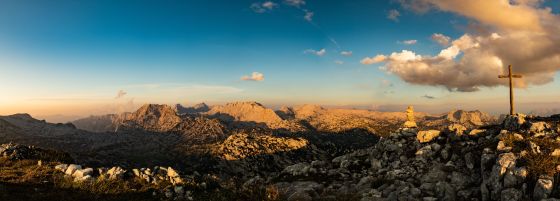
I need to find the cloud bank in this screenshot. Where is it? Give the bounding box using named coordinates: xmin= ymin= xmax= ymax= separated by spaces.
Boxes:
xmin=364 ymin=0 xmax=560 ymax=92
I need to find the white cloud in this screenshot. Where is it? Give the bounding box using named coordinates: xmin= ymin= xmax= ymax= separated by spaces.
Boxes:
xmin=115 ymin=90 xmax=127 ymax=99
xmin=431 ymin=33 xmax=451 ymax=46
xmin=361 ymin=55 xmax=387 ymax=65
xmin=251 ymin=1 xmax=277 ymax=13
xmin=379 ymin=0 xmax=560 ymax=92
xmin=262 ymin=1 xmax=277 ymax=9
xmin=340 ymin=51 xmax=353 ymax=56
xmin=241 ymin=72 xmax=265 ymax=81
xmin=387 ymin=9 xmax=401 ymax=22
xmin=304 ymin=48 xmax=326 ymax=56
xmin=400 ymin=40 xmax=417 ymax=45
xmin=284 ymin=0 xmax=305 ymax=7
xmin=304 ymin=10 xmax=314 ymax=22
xmin=334 ymin=60 xmax=344 ymax=65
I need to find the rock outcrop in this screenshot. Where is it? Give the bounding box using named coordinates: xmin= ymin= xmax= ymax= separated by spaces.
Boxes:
xmin=240 ymin=114 xmax=560 ymax=201
xmin=72 ymin=114 xmax=117 ymax=132
xmin=175 ymin=103 xmax=210 ymax=115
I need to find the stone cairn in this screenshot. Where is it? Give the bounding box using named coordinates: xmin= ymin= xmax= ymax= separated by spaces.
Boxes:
xmin=403 ymin=105 xmax=418 ymax=128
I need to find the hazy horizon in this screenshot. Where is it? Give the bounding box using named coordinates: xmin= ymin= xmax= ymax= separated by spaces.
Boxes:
xmin=1 ymin=1 xmax=560 ymax=121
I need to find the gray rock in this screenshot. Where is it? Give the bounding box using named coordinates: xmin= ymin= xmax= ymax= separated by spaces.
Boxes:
xmin=502 ymin=114 xmax=526 ymax=131
xmin=282 ymin=163 xmax=315 ymax=177
xmin=435 ymin=181 xmax=455 ymax=201
xmin=501 ymin=188 xmax=522 ymax=201
xmin=529 ymin=121 xmax=550 ymax=136
xmin=534 ymin=176 xmax=554 ymax=200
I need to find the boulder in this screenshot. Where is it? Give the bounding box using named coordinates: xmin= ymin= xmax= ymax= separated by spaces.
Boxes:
xmin=73 ymin=168 xmax=93 ymax=180
xmin=529 ymin=121 xmax=550 ymax=137
xmin=551 ymin=149 xmax=560 ymax=157
xmin=502 ymin=114 xmax=526 ymax=131
xmin=55 ymin=164 xmax=68 ymax=172
xmin=107 ymin=166 xmax=126 ymax=180
xmin=501 ymin=188 xmax=522 ymax=201
xmin=417 ymin=130 xmax=441 ymax=143
xmin=468 ymin=129 xmax=486 ymax=136
xmin=282 ymin=163 xmax=315 ymax=177
xmin=167 ymin=167 xmax=180 ymax=178
xmin=447 ymin=124 xmax=467 ymax=136
xmin=65 ymin=164 xmax=82 ymax=176
xmin=534 ymin=176 xmax=554 ymax=200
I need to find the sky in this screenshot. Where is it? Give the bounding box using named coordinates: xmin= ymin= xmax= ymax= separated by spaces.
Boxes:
xmin=0 ymin=0 xmax=559 ymax=121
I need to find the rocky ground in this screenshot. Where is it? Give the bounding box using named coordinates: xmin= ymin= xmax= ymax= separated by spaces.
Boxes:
xmin=3 ymin=101 xmax=548 ymax=200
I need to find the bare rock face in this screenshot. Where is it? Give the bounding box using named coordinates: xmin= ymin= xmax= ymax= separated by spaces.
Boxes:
xmin=217 ymin=132 xmax=308 ymax=161
xmin=276 ymin=106 xmax=296 ymax=120
xmin=115 ymin=104 xmax=182 ymax=132
xmin=72 ymin=114 xmax=117 ymax=132
xmin=423 ymin=109 xmax=497 ymax=130
xmin=175 ymin=103 xmax=210 ymax=115
xmin=292 ymin=104 xmax=325 ymax=119
xmin=445 ymin=110 xmax=497 ymax=126
xmin=205 ymin=102 xmax=287 ymax=129
xmin=206 ymin=102 xmax=282 ymax=123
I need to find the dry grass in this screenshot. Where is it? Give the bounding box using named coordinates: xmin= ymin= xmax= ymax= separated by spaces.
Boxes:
xmin=53 ymin=175 xmax=157 ymax=195
xmin=500 ymin=133 xmax=527 ymax=152
xmin=521 ymin=152 xmax=560 ymax=177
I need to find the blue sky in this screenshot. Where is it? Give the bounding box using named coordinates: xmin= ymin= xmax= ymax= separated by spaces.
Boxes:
xmin=0 ymin=0 xmax=559 ymax=118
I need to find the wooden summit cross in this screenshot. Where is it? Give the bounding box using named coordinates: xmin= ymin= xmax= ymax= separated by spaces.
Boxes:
xmin=498 ymin=65 xmax=522 ymax=115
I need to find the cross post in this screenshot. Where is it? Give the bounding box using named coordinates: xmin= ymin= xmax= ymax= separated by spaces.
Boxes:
xmin=498 ymin=65 xmax=522 ymax=115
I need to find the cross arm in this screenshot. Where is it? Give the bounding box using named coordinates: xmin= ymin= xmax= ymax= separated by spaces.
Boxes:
xmin=498 ymin=75 xmax=523 ymax=78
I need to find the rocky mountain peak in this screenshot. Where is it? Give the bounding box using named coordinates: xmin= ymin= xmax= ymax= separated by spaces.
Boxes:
xmin=205 ymin=101 xmax=283 ymax=126
xmin=175 ymin=103 xmax=210 ymax=115
xmin=115 ymin=104 xmax=182 ymax=132
xmin=293 ymin=104 xmax=324 ymax=119
xmin=445 ymin=109 xmax=496 ymax=126
xmin=8 ymin=113 xmax=36 ymax=121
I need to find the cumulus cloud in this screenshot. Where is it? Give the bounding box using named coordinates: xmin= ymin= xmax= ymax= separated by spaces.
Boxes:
xmin=115 ymin=90 xmax=127 ymax=99
xmin=334 ymin=60 xmax=344 ymax=65
xmin=284 ymin=0 xmax=305 ymax=7
xmin=431 ymin=33 xmax=451 ymax=46
xmin=241 ymin=72 xmax=265 ymax=81
xmin=400 ymin=40 xmax=417 ymax=45
xmin=361 ymin=55 xmax=387 ymax=65
xmin=304 ymin=48 xmax=326 ymax=56
xmin=251 ymin=1 xmax=277 ymax=13
xmin=387 ymin=9 xmax=401 ymax=22
xmin=369 ymin=0 xmax=560 ymax=92
xmin=340 ymin=51 xmax=353 ymax=56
